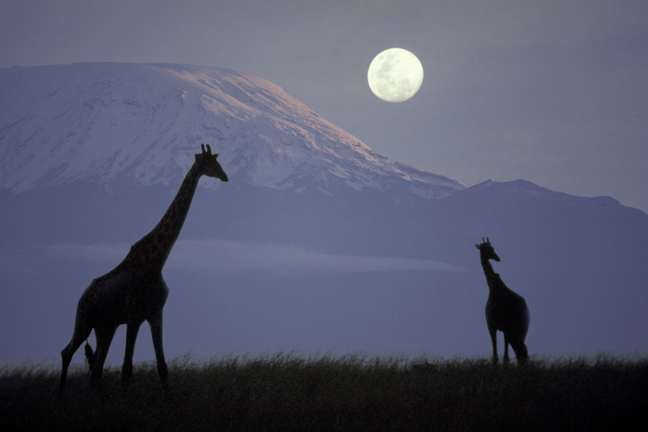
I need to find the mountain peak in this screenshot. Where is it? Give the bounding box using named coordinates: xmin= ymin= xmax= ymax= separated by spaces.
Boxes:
xmin=0 ymin=62 xmax=464 ymax=198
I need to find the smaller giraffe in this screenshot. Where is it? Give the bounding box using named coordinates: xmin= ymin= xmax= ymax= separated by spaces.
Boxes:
xmin=476 ymin=238 xmax=530 ymax=365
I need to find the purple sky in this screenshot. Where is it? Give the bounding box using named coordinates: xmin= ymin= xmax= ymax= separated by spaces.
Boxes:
xmin=1 ymin=0 xmax=647 ymax=212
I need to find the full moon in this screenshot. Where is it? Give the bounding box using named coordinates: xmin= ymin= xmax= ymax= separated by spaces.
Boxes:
xmin=367 ymin=48 xmax=424 ymax=103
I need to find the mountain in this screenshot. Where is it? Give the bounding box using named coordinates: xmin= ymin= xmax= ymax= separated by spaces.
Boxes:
xmin=1 ymin=63 xmax=647 ymax=367
xmin=0 ymin=62 xmax=463 ymax=198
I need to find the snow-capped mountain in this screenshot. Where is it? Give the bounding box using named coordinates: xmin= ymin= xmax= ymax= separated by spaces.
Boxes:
xmin=0 ymin=63 xmax=463 ymax=198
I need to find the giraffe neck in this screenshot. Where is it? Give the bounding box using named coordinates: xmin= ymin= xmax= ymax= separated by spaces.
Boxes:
xmin=129 ymin=163 xmax=203 ymax=271
xmin=480 ymin=255 xmax=500 ymax=290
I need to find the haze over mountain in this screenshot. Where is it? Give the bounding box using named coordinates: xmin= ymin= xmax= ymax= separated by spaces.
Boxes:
xmin=1 ymin=63 xmax=647 ymax=367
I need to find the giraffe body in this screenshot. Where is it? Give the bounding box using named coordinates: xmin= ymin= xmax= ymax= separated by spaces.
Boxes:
xmin=476 ymin=238 xmax=529 ymax=365
xmin=60 ymin=144 xmax=227 ymax=390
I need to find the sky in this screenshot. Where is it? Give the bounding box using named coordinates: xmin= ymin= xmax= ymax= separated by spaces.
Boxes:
xmin=1 ymin=0 xmax=647 ymax=212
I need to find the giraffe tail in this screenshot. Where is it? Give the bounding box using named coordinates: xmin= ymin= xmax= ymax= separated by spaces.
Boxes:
xmin=84 ymin=340 xmax=95 ymax=369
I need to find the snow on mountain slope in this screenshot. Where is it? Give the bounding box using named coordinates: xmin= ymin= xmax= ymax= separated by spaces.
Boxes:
xmin=0 ymin=63 xmax=464 ymax=197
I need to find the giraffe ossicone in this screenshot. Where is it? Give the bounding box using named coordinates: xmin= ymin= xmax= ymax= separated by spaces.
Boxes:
xmin=59 ymin=144 xmax=228 ymax=391
xmin=476 ymin=238 xmax=530 ymax=365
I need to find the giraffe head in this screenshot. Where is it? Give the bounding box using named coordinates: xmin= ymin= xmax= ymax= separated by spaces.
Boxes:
xmin=195 ymin=144 xmax=228 ymax=182
xmin=475 ymin=237 xmax=500 ymax=262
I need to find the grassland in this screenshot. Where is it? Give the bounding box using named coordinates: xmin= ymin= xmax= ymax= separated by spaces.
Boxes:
xmin=1 ymin=353 xmax=647 ymax=431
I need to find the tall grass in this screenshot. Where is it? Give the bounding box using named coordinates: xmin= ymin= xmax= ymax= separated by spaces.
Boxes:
xmin=2 ymin=353 xmax=647 ymax=431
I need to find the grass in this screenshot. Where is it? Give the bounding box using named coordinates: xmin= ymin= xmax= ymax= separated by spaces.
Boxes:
xmin=1 ymin=353 xmax=647 ymax=431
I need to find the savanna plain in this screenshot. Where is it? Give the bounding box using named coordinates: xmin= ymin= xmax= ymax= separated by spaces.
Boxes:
xmin=1 ymin=353 xmax=647 ymax=431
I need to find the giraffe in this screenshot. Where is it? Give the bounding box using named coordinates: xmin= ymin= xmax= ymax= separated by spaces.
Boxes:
xmin=59 ymin=144 xmax=228 ymax=391
xmin=475 ymin=238 xmax=529 ymax=365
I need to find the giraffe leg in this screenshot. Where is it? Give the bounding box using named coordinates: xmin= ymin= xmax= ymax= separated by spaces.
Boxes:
xmin=122 ymin=320 xmax=143 ymax=391
xmin=90 ymin=324 xmax=117 ymax=389
xmin=488 ymin=327 xmax=498 ymax=365
xmin=60 ymin=322 xmax=92 ymax=389
xmin=510 ymin=337 xmax=529 ymax=364
xmin=518 ymin=343 xmax=529 ymax=364
xmin=148 ymin=312 xmax=168 ymax=389
xmin=503 ymin=334 xmax=510 ymax=365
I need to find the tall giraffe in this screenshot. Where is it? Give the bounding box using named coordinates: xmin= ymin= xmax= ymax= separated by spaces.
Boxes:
xmin=60 ymin=144 xmax=228 ymax=390
xmin=475 ymin=238 xmax=530 ymax=365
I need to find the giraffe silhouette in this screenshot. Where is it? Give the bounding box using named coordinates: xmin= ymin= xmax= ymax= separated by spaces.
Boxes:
xmin=59 ymin=144 xmax=228 ymax=391
xmin=475 ymin=238 xmax=529 ymax=365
